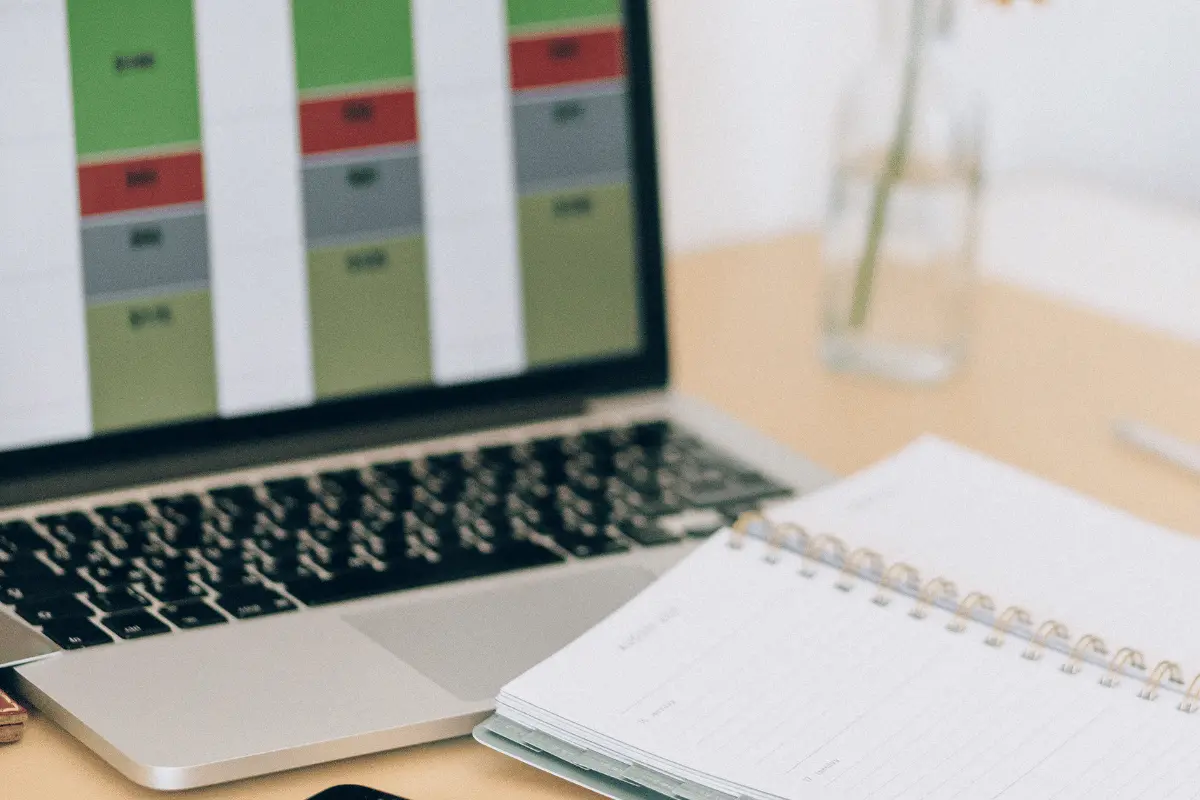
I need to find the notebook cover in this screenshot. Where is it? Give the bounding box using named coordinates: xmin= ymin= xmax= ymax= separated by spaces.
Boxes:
xmin=473 ymin=714 xmax=745 ymax=800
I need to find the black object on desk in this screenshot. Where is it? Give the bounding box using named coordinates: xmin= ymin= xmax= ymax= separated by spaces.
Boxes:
xmin=307 ymin=786 xmax=411 ymax=800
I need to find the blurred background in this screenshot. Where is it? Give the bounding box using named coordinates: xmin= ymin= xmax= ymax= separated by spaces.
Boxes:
xmin=651 ymin=0 xmax=1200 ymax=342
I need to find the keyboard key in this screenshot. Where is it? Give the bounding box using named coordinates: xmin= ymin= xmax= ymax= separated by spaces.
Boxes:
xmin=203 ymin=559 xmax=261 ymax=591
xmin=101 ymin=609 xmax=171 ymax=640
xmin=40 ymin=617 xmax=113 ymax=650
xmin=152 ymin=494 xmax=204 ymax=526
xmin=94 ymin=504 xmax=154 ymax=539
xmin=160 ymin=521 xmax=204 ymax=549
xmin=264 ymin=479 xmax=315 ymax=527
xmin=207 ymin=485 xmax=260 ymax=517
xmin=141 ymin=553 xmax=204 ymax=580
xmin=42 ymin=545 xmax=106 ymax=571
xmin=679 ymin=476 xmax=793 ymax=508
xmin=258 ymin=564 xmax=321 ymax=588
xmin=477 ymin=443 xmax=515 ymax=461
xmin=318 ymin=469 xmax=368 ymax=497
xmin=36 ymin=512 xmax=101 ymax=546
xmin=369 ymin=462 xmax=415 ymax=496
xmin=159 ymin=599 xmax=226 ymax=630
xmin=15 ymin=593 xmax=94 ymax=624
xmin=0 ymin=521 xmax=43 ymax=553
xmin=86 ymin=563 xmax=149 ymax=589
xmin=144 ymin=576 xmax=207 ymax=603
xmin=632 ymin=420 xmax=671 ymax=448
xmin=1 ymin=574 xmax=87 ymax=605
xmin=264 ymin=476 xmax=311 ymax=495
xmin=282 ymin=568 xmax=410 ymax=607
xmin=207 ymin=484 xmax=258 ymax=502
xmin=95 ymin=503 xmax=149 ymax=525
xmin=264 ymin=478 xmax=314 ymax=513
xmin=562 ymin=537 xmax=631 ymax=558
xmin=215 ymin=585 xmax=295 ymax=619
xmin=653 ymin=509 xmax=726 ymax=541
xmin=615 ymin=520 xmax=685 ymax=547
xmin=0 ymin=555 xmax=56 ymax=583
xmin=88 ymin=585 xmax=151 ymax=614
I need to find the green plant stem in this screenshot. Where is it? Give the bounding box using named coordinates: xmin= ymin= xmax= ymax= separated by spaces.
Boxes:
xmin=848 ymin=0 xmax=929 ymax=329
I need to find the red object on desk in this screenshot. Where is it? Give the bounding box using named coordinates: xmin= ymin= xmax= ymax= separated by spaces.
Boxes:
xmin=0 ymin=688 xmax=28 ymax=744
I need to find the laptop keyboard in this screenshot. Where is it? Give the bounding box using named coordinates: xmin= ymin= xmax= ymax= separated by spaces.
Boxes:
xmin=0 ymin=421 xmax=793 ymax=652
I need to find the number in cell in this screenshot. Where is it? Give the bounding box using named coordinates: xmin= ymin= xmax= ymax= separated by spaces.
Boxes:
xmin=513 ymin=90 xmax=630 ymax=190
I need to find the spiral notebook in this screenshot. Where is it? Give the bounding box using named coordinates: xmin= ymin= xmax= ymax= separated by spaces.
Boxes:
xmin=475 ymin=436 xmax=1200 ymax=800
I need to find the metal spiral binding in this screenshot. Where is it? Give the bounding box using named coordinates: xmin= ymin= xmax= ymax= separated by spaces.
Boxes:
xmin=1099 ymin=648 xmax=1145 ymax=688
xmin=910 ymin=577 xmax=957 ymax=620
xmin=806 ymin=534 xmax=847 ymax=578
xmin=1022 ymin=621 xmax=1069 ymax=661
xmin=1062 ymin=634 xmax=1107 ymax=675
xmin=1180 ymin=675 xmax=1200 ymax=713
xmin=835 ymin=548 xmax=883 ymax=592
xmin=729 ymin=513 xmax=1200 ymax=714
xmin=947 ymin=592 xmax=995 ymax=634
xmin=728 ymin=511 xmax=764 ymax=550
xmin=775 ymin=523 xmax=812 ymax=576
xmin=1140 ymin=661 xmax=1185 ymax=701
xmin=872 ymin=563 xmax=919 ymax=607
xmin=985 ymin=606 xmax=1031 ymax=648
xmin=763 ymin=519 xmax=793 ymax=564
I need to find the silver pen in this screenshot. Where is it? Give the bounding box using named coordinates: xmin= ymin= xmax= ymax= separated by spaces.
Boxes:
xmin=1113 ymin=419 xmax=1200 ymax=478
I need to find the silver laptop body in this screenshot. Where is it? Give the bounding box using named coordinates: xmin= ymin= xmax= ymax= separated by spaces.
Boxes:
xmin=9 ymin=393 xmax=831 ymax=789
xmin=0 ymin=0 xmax=833 ymax=789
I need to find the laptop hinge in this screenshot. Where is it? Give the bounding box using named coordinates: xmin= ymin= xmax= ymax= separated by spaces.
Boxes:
xmin=0 ymin=394 xmax=588 ymax=510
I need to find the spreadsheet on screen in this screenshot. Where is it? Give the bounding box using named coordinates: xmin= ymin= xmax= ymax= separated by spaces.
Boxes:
xmin=0 ymin=0 xmax=642 ymax=451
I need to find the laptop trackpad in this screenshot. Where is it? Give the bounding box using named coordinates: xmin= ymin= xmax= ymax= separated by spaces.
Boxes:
xmin=343 ymin=565 xmax=655 ymax=702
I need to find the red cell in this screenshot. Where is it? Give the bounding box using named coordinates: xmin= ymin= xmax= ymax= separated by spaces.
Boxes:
xmin=299 ymin=89 xmax=419 ymax=156
xmin=510 ymin=27 xmax=625 ymax=90
xmin=78 ymin=151 xmax=205 ymax=217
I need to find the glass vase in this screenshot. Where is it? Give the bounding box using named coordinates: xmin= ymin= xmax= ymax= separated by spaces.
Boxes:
xmin=820 ymin=0 xmax=982 ymax=384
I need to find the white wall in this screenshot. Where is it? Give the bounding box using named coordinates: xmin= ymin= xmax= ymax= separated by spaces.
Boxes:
xmin=652 ymin=0 xmax=1200 ymax=254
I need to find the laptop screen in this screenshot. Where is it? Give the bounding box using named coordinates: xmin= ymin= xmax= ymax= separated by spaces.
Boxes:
xmin=0 ymin=1 xmax=662 ymax=458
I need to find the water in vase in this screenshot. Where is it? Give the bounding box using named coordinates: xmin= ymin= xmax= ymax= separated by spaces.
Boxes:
xmin=821 ymin=153 xmax=980 ymax=384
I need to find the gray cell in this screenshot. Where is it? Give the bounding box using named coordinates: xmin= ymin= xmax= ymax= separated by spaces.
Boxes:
xmin=303 ymin=152 xmax=423 ymax=243
xmin=514 ymin=90 xmax=631 ymax=190
xmin=82 ymin=211 xmax=209 ymax=300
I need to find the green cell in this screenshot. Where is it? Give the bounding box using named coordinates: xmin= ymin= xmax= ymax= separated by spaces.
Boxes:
xmin=293 ymin=0 xmax=414 ymax=92
xmin=309 ymin=236 xmax=432 ymax=399
xmin=508 ymin=0 xmax=621 ymax=30
xmin=520 ymin=182 xmax=640 ymax=368
xmin=87 ymin=289 xmax=217 ymax=433
xmin=66 ymin=0 xmax=202 ymax=156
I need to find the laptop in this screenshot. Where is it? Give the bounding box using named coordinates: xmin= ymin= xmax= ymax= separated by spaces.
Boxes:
xmin=0 ymin=0 xmax=832 ymax=790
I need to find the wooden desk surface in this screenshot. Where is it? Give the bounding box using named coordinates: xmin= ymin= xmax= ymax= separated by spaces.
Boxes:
xmin=10 ymin=234 xmax=1200 ymax=799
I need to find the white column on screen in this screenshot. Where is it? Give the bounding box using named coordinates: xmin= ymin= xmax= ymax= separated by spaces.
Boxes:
xmin=412 ymin=0 xmax=526 ymax=384
xmin=0 ymin=273 xmax=92 ymax=450
xmin=0 ymin=1 xmax=91 ymax=443
xmin=194 ymin=0 xmax=315 ymax=416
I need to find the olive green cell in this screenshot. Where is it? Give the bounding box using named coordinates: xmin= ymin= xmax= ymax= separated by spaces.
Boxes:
xmin=87 ymin=289 xmax=217 ymax=434
xmin=308 ymin=236 xmax=432 ymax=399
xmin=520 ymin=183 xmax=641 ymax=368
xmin=66 ymin=0 xmax=202 ymax=155
xmin=508 ymin=0 xmax=621 ymax=30
xmin=293 ymin=0 xmax=414 ymax=92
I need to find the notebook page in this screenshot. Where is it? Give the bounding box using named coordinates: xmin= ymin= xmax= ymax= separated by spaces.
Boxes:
xmin=769 ymin=436 xmax=1200 ymax=676
xmin=500 ymin=533 xmax=1200 ymax=800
